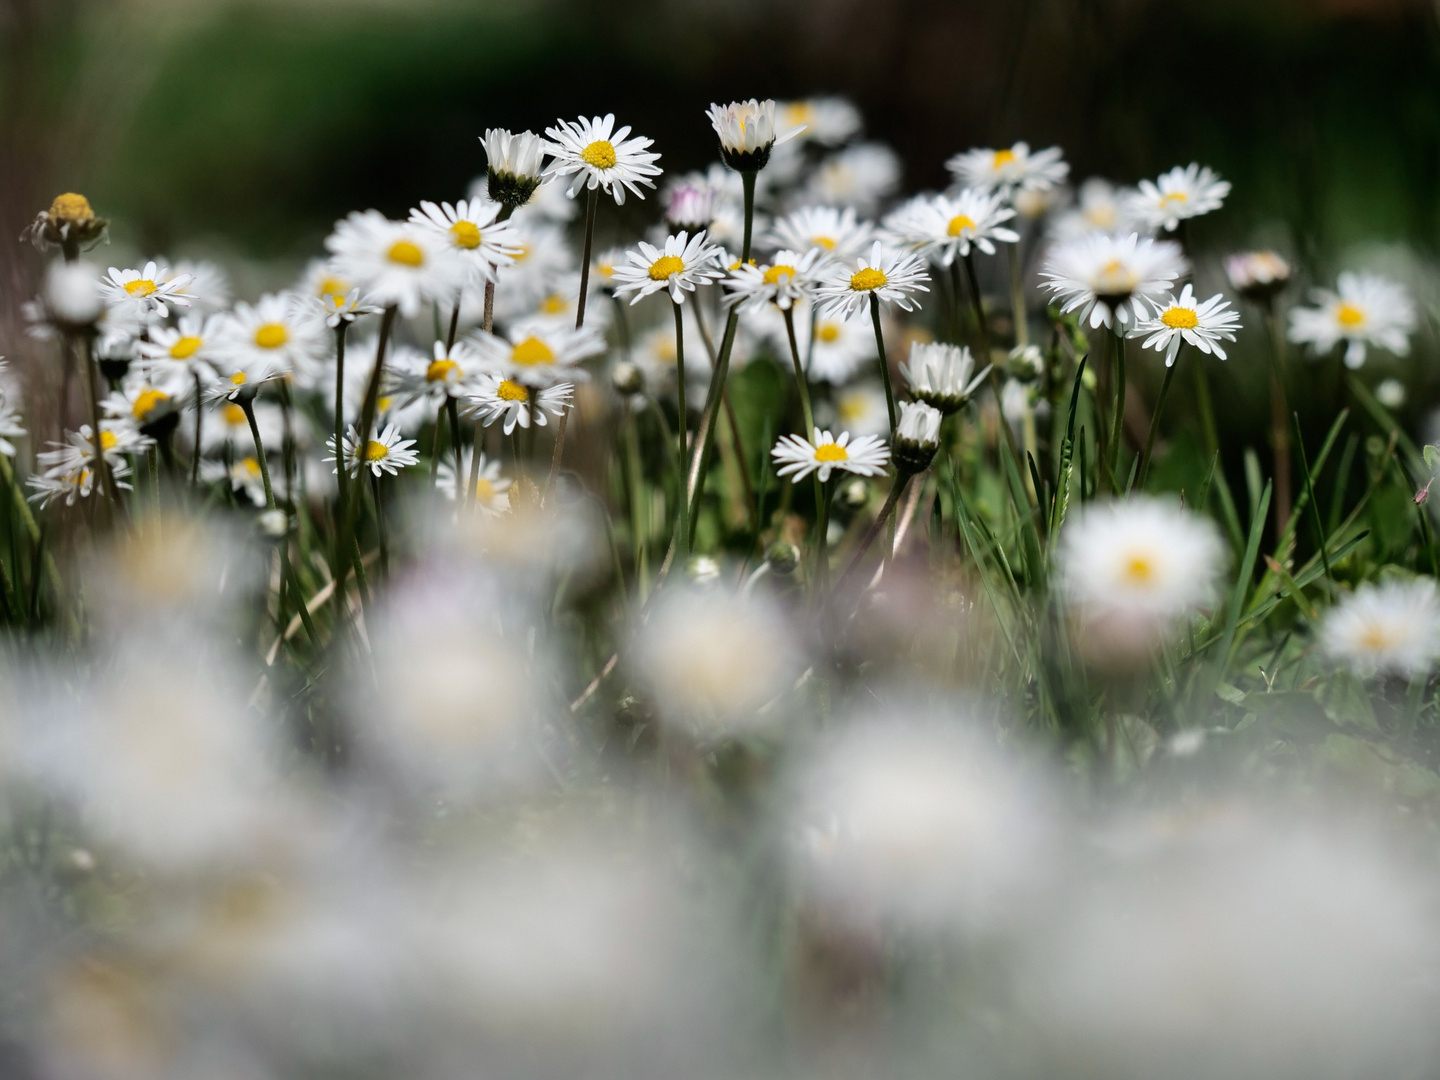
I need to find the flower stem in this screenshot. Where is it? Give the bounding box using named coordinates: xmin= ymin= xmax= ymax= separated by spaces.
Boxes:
xmin=812 ymin=478 xmax=833 ymax=600
xmin=334 ymin=306 xmax=395 ymax=614
xmin=782 ymin=307 xmax=816 ymax=438
xmin=673 ymin=301 xmax=690 ymax=561
xmin=575 ymin=186 xmax=600 ymax=332
xmin=1265 ymin=299 xmax=1293 ymax=533
xmin=868 ymin=294 xmax=898 ymax=436
xmin=79 ymin=334 xmax=115 ymax=511
xmin=740 ymin=172 xmax=757 ymax=263
xmin=445 ymin=302 xmax=461 ymax=351
xmin=1106 ymin=325 xmax=1127 ymax=490
xmin=1137 ymin=353 xmax=1178 ymax=491
xmin=466 ymin=282 xmax=497 ymax=511
xmin=333 ymin=323 xmax=349 ymax=518
xmin=835 ymin=470 xmax=911 ymax=593
xmin=240 ymin=396 xmax=276 ymax=511
xmin=962 ymin=252 xmax=1023 ymax=469
xmin=190 ymin=371 xmax=203 ymax=489
xmin=1007 ymin=240 xmax=1028 ymax=348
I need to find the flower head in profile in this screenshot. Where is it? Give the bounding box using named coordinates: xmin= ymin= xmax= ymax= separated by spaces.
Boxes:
xmin=327 ymin=422 xmax=420 ymax=478
xmin=663 ymin=179 xmax=717 ymax=233
xmin=469 ymin=319 xmax=605 ymax=387
xmin=1132 ymin=285 xmax=1242 ymax=367
xmin=815 ymin=241 xmax=930 ymax=320
xmin=772 ymin=427 xmax=891 ymax=484
xmin=947 ymin=141 xmax=1068 ymax=194
xmin=482 ymin=128 xmax=549 ymax=209
xmin=886 ymin=189 xmax=1020 ymax=266
xmin=437 ymin=453 xmax=511 ymax=514
xmin=102 ymin=261 xmax=194 ymax=318
xmin=725 ymin=248 xmax=821 ymax=314
xmin=707 ymin=98 xmax=804 ymax=172
xmin=1040 ymin=231 xmax=1187 ymax=329
xmin=316 ymin=288 xmax=381 ymax=328
xmin=611 ymin=231 xmax=724 ymax=306
xmin=901 ymin=342 xmax=990 ymax=414
xmin=325 ymin=210 xmax=466 ymax=317
xmin=1288 ymin=271 xmax=1415 ymax=370
xmin=544 ymin=114 xmax=661 ymax=205
xmin=465 ymin=374 xmax=573 ymax=435
xmin=1320 ymin=578 xmax=1440 ymax=678
xmin=409 ymin=198 xmax=522 ymax=287
xmin=1126 ymin=163 xmax=1231 ymax=234
xmin=769 ymin=205 xmax=875 ymax=264
xmin=894 ymin=400 xmax=943 ymax=474
xmin=1225 ymin=250 xmax=1292 ymax=302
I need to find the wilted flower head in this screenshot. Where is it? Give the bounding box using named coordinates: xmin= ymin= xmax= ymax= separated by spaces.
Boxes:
xmin=26 ymin=191 xmax=108 ymax=250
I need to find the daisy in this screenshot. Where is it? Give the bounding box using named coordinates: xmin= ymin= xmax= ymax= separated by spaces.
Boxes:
xmin=135 ymin=313 xmax=223 ymax=394
xmin=894 ymin=399 xmax=943 ymax=473
xmin=212 ymin=293 xmax=325 ymax=390
xmin=101 ymin=377 xmax=180 ymax=431
xmin=1132 ymin=285 xmax=1242 ymax=367
xmin=469 ymin=319 xmax=605 ymax=387
xmin=0 ymin=395 xmax=26 ymax=457
xmin=592 ymin=246 xmax=629 ymax=295
xmin=1040 ymin=231 xmax=1187 ymax=329
xmin=826 ymin=383 xmax=890 ymax=439
xmin=664 ymin=178 xmax=717 ymax=232
xmin=1048 ymin=178 xmax=1131 ymax=241
xmin=487 ymin=221 xmax=574 ymax=320
xmin=806 ymin=309 xmax=879 ymax=385
xmin=481 ymin=128 xmax=549 ymax=209
xmin=465 ymin=375 xmax=572 ymax=436
xmin=325 ymin=210 xmax=466 ymax=317
xmin=1125 ymin=163 xmax=1231 ymax=234
xmin=544 ymin=114 xmax=661 ymax=205
xmin=901 ymin=341 xmax=991 ymax=414
xmin=394 ymin=339 xmax=486 ymax=407
xmin=167 ymin=259 xmax=231 ymax=314
xmin=101 ymin=261 xmax=193 ymax=318
xmin=778 ymin=97 xmax=863 ymax=147
xmin=769 ymin=205 xmax=875 ymax=264
xmin=707 ymin=98 xmax=805 ymax=171
xmin=409 ymin=198 xmax=522 ymax=287
xmin=195 ymin=398 xmax=282 ymax=454
xmin=1320 ymin=579 xmax=1440 ymax=678
xmin=298 ymin=259 xmax=356 ymax=309
xmin=630 ymin=321 xmax=712 ymax=399
xmin=611 ymin=231 xmax=724 ymax=306
xmin=885 ymin=189 xmax=1020 ymax=265
xmin=328 ymin=422 xmax=420 ymax=478
xmin=27 ymin=457 xmax=133 ymax=507
xmin=437 ymin=453 xmax=511 ymax=514
xmin=1225 ymin=250 xmax=1292 ymax=301
xmin=316 ymin=288 xmax=381 ymax=329
xmin=724 ymin=248 xmax=821 ymax=313
xmin=1288 ymin=271 xmax=1415 ymax=369
xmin=947 ymin=142 xmax=1069 ymax=195
xmin=815 ymin=241 xmax=930 ymax=320
xmin=772 ymin=427 xmax=891 ymax=484
xmin=201 ymin=455 xmax=271 ymax=507
xmin=804 ymin=143 xmax=901 ymax=215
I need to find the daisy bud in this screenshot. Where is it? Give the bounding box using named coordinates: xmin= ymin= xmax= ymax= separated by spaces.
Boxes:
xmin=1007 ymin=343 xmax=1044 ymax=382
xmin=707 ymin=98 xmax=804 ymax=173
xmin=894 ymin=400 xmax=943 ymax=474
xmin=483 ymin=128 xmax=547 ymax=212
xmin=664 ymin=180 xmax=716 ymax=233
xmin=42 ymin=261 xmax=103 ymax=330
xmin=611 ymin=360 xmax=644 ymax=396
xmin=26 ymin=191 xmax=108 ymax=250
xmin=1225 ymin=250 xmax=1292 ymax=302
xmin=765 ymin=540 xmax=801 ymax=576
xmin=900 ymin=342 xmax=990 ymax=415
xmin=1376 ymin=378 xmax=1406 ymax=410
xmin=258 ymin=509 xmax=290 ymax=538
xmin=838 ymin=477 xmax=871 ymax=511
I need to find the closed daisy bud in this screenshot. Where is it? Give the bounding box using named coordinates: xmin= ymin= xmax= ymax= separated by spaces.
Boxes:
xmin=901 ymin=341 xmax=990 ymax=414
xmin=482 ymin=128 xmax=548 ymax=210
xmin=707 ymin=98 xmax=804 ymax=173
xmin=765 ymin=540 xmax=802 ymax=575
xmin=894 ymin=400 xmax=943 ymax=474
xmin=610 ymin=360 xmax=644 ymax=396
xmin=1225 ymin=250 xmax=1292 ymax=302
xmin=664 ymin=179 xmax=717 ymax=233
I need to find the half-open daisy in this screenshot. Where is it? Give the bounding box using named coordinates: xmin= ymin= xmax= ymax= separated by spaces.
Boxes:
xmin=409 ymin=198 xmax=521 ymax=287
xmin=901 ymin=342 xmax=991 ymax=414
xmin=772 ymin=427 xmax=891 ymax=484
xmin=815 ymin=241 xmax=930 ymax=320
xmin=886 ymin=189 xmax=1020 ymax=265
xmin=947 ymin=142 xmax=1068 ymax=195
xmin=465 ymin=375 xmax=573 ymax=435
xmin=469 ymin=319 xmax=605 ymax=386
xmin=769 ymin=206 xmax=875 ymax=264
xmin=326 ymin=210 xmax=466 ymax=317
xmin=1288 ymin=271 xmax=1415 ymax=370
xmin=1131 ymin=285 xmax=1242 ymax=367
xmin=707 ymin=98 xmax=805 ymax=172
xmin=1320 ymin=579 xmax=1440 ymax=678
xmin=1040 ymin=231 xmax=1187 ymax=329
xmin=544 ymin=114 xmax=661 ymax=205
xmin=328 ymin=422 xmax=420 ymax=478
xmin=482 ymin=128 xmax=548 ymax=209
xmin=724 ymin=248 xmax=821 ymax=313
xmin=102 ymin=261 xmax=194 ymax=318
xmin=611 ymin=231 xmax=724 ymax=306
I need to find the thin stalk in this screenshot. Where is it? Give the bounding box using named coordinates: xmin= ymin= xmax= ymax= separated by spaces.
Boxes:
xmin=740 ymin=172 xmax=757 ymax=263
xmin=445 ymin=302 xmax=461 ymax=351
xmin=812 ymin=478 xmax=832 ymax=600
xmin=782 ymin=307 xmax=817 ymax=438
xmin=445 ymin=396 xmax=464 ymax=491
xmin=1007 ymin=240 xmax=1028 ymax=347
xmin=962 ymin=253 xmax=1023 ymax=466
xmin=371 ymin=471 xmax=389 ymax=578
xmin=429 ymin=399 xmax=446 ymax=483
xmin=624 ymin=407 xmax=649 ymax=601
xmin=332 ymin=323 xmax=349 ymax=518
xmin=1138 ymin=354 xmax=1179 ymax=490
xmin=1106 ymin=325 xmax=1127 ymax=491
xmin=868 ymin=294 xmax=898 ymax=435
xmin=1265 ymin=300 xmax=1293 ymax=533
xmin=835 ymin=470 xmax=910 ymax=593
xmin=466 ymin=281 xmax=497 ymax=510
xmin=190 ymin=371 xmax=203 ymax=488
xmin=79 ymin=334 xmax=115 ymax=509
xmin=240 ymin=396 xmax=277 ymax=511
xmin=673 ymin=301 xmax=690 ymax=561
xmin=544 ymin=191 xmax=600 ymax=503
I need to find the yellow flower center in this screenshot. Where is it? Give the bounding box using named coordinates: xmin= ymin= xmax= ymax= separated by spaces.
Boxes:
xmin=581 ymin=139 xmax=618 ymax=169
xmin=814 ymin=442 xmax=849 ymax=463
xmin=450 ymin=220 xmax=482 ymax=249
xmin=223 ymin=404 xmax=246 ymax=426
xmin=1358 ymin=623 xmax=1396 ymax=652
xmin=124 ymin=279 xmax=157 ymax=298
xmin=540 ymin=294 xmax=567 ymax=314
xmin=50 ymin=192 xmax=95 ymax=224
xmin=511 ymin=244 xmax=530 ymax=263
xmin=649 ymin=255 xmax=685 ymax=281
xmin=98 ymin=430 xmax=119 ymax=451
xmin=169 ymin=336 xmax=203 ymax=360
xmin=387 ymin=240 xmax=425 ymax=267
xmin=236 ymin=457 xmax=260 ymax=478
xmin=364 ymin=440 xmax=389 ymax=461
xmin=497 ymin=379 xmax=529 ymax=402
xmin=318 ymin=275 xmax=350 ymax=300
xmin=850 ymin=267 xmax=888 ymax=292
xmin=838 ymin=395 xmax=865 ymax=421
xmin=376 ymin=395 xmax=392 ymax=411
xmin=816 ymin=323 xmax=841 ymax=343
xmin=946 ymin=214 xmax=977 ymax=237
xmin=254 ymin=324 xmax=288 ymax=349
xmin=812 ymin=235 xmax=836 ymax=250
xmin=992 ymin=148 xmax=1017 ymax=168
xmin=1094 ymin=258 xmax=1138 ymax=296
xmin=1160 ymin=306 xmax=1199 ymax=329
xmin=474 ymin=477 xmax=496 ymax=501
xmin=782 ymin=102 xmax=815 ymax=128
xmin=511 ymin=337 xmax=556 ymax=366
xmin=1161 ymin=191 xmax=1189 ymax=204
xmin=230 ymin=372 xmax=248 ymax=386
xmin=763 ymin=264 xmax=797 ymax=285
xmin=131 ymin=388 xmax=169 ymax=421
xmin=426 ymin=358 xmax=459 ymax=382
xmin=1336 ymin=302 xmax=1366 ymax=327
xmin=1122 ymin=553 xmax=1155 ymax=584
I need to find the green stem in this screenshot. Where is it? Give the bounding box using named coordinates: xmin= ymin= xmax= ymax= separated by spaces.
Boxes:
xmin=835 ymin=470 xmax=910 ymax=593
xmin=1265 ymin=301 xmax=1293 ymax=534
xmin=673 ymin=301 xmax=690 ymax=561
xmin=79 ymin=334 xmax=115 ymax=510
xmin=962 ymin=253 xmax=1023 ymax=468
xmin=446 ymin=396 xmax=464 ymax=492
xmin=240 ymin=396 xmax=276 ymax=511
xmin=1137 ymin=353 xmax=1178 ymax=491
xmin=333 ymin=323 xmax=349 ymax=518
xmin=782 ymin=306 xmax=816 ymax=438
xmin=1007 ymin=240 xmax=1028 ymax=347
xmin=868 ymin=294 xmax=898 ymax=436
xmin=190 ymin=371 xmax=203 ymax=489
xmin=334 ymin=306 xmax=395 ymax=613
xmin=575 ymin=185 xmax=600 ymax=331
xmin=740 ymin=172 xmax=757 ymax=264
xmin=1106 ymin=325 xmax=1128 ymax=491
xmin=812 ymin=478 xmax=832 ymax=600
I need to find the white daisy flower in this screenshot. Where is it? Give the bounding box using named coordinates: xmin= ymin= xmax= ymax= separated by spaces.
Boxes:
xmin=771 ymin=426 xmax=891 ymax=484
xmin=707 ymin=98 xmax=805 ymax=170
xmin=805 ymin=143 xmax=901 ymax=215
xmin=1049 ymin=178 xmax=1132 ymax=240
xmin=663 ymin=178 xmax=718 ymax=232
xmin=1225 ymin=250 xmax=1292 ymax=301
xmin=0 ymin=396 xmax=24 ymax=458
xmin=1320 ymin=579 xmax=1440 ymax=678
xmin=101 ymin=260 xmax=193 ymax=318
xmin=409 ymin=198 xmax=522 ymax=287
xmin=200 ymin=454 xmax=271 ymax=507
xmin=611 ymin=230 xmax=724 ymax=307
xmin=825 ymin=382 xmax=890 ymax=439
xmin=1040 ymin=231 xmax=1187 ymax=329
xmin=27 ymin=455 xmax=133 ymax=507
xmin=544 ymin=114 xmax=662 ymax=205
xmin=316 ymin=287 xmax=381 ymax=328
xmin=901 ymin=341 xmax=991 ymax=414
xmin=630 ymin=320 xmax=713 ymax=400
xmin=1132 ymin=285 xmax=1242 ymax=367
xmin=101 ymin=376 xmax=180 ymax=430
xmin=298 ymin=259 xmax=356 ymax=308
xmin=195 ymin=398 xmax=282 ymax=454
xmin=750 ymin=299 xmax=874 ymax=385
xmin=327 ymin=421 xmax=420 ymax=478
xmin=769 ymin=205 xmax=875 ymax=264
xmin=778 ymin=97 xmax=863 ymax=147
xmin=815 ymin=241 xmax=930 ymax=320
xmin=885 ymin=189 xmax=1020 ymax=265
xmin=436 ymin=454 xmax=511 ymax=514
xmin=724 ymin=248 xmax=822 ymax=313
xmin=1288 ymin=271 xmax=1415 ymax=370
xmin=487 ymin=220 xmax=575 ymax=320
xmin=212 ymin=292 xmax=325 ymax=390
xmin=947 ymin=141 xmax=1069 ymax=194
xmin=1125 ymin=163 xmax=1231 ymax=234
xmin=592 ymin=246 xmax=629 ymax=295
xmin=325 ymin=210 xmax=466 ymax=317
xmin=395 ymin=339 xmax=486 ymax=406
xmin=481 ymin=128 xmax=549 ymax=208
xmin=465 ymin=375 xmax=573 ymax=435
xmin=167 ymin=259 xmax=231 ymax=314
xmin=469 ymin=319 xmax=605 ymax=387
xmin=135 ymin=313 xmax=223 ymax=394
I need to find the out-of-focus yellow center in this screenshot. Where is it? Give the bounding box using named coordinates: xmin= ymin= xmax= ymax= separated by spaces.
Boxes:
xmin=223 ymin=404 xmax=246 ymax=425
xmin=816 ymin=323 xmax=841 ymax=343
xmin=946 ymin=214 xmax=976 ymax=236
xmin=98 ymin=430 xmax=119 ymax=451
xmin=511 ymin=337 xmax=555 ymax=366
xmin=376 ymin=396 xmax=392 ymax=412
xmin=649 ymin=255 xmax=684 ymax=281
xmin=131 ymin=389 xmax=169 ymax=420
xmin=254 ymin=324 xmax=288 ymax=349
xmin=1336 ymin=303 xmax=1366 ymax=327
xmin=1094 ymin=258 xmax=1138 ymax=296
xmin=50 ymin=192 xmax=95 ymax=223
xmin=812 ymin=235 xmax=836 ymax=250
xmin=169 ymin=336 xmax=202 ymax=360
xmin=1122 ymin=553 xmax=1155 ymax=584
xmin=475 ymin=477 xmax=496 ymax=501
xmin=387 ymin=240 xmax=425 ymax=267
xmin=782 ymin=102 xmax=815 ymax=128
xmin=318 ymin=275 xmax=350 ymax=300
xmin=814 ymin=442 xmax=848 ymax=462
xmin=992 ymin=148 xmax=1017 ymax=168
xmin=450 ymin=220 xmax=482 ymax=249
xmin=497 ymin=379 xmax=529 ymax=402
xmin=229 ymin=372 xmax=248 ymax=387
xmin=763 ymin=264 xmax=796 ymax=285
xmin=581 ymin=140 xmax=617 ymax=169
xmin=850 ymin=267 xmax=887 ymax=292
xmin=1162 ymin=191 xmax=1189 ymax=204
xmin=124 ymin=279 xmax=157 ymax=298
xmin=838 ymin=395 xmax=865 ymax=422
xmin=364 ymin=440 xmax=388 ymax=461
xmin=1358 ymin=623 xmax=1396 ymax=652
xmin=1161 ymin=307 xmax=1199 ymax=329
xmin=540 ymin=294 xmax=567 ymax=314
xmin=241 ymin=457 xmax=261 ymax=477
xmin=426 ymin=358 xmax=459 ymax=382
